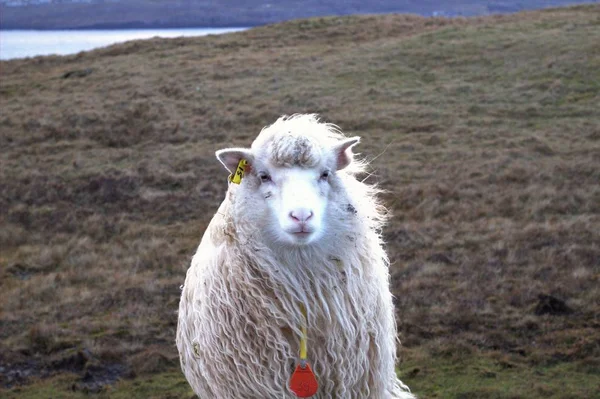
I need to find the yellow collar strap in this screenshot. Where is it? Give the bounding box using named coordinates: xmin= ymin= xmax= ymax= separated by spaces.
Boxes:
xmin=299 ymin=304 xmax=308 ymax=363
xmin=229 ymin=159 xmax=247 ymax=184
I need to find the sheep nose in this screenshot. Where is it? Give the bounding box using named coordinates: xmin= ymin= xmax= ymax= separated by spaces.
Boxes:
xmin=289 ymin=208 xmax=313 ymax=224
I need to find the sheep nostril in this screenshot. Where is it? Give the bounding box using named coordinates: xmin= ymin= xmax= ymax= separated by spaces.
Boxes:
xmin=290 ymin=209 xmax=313 ymax=223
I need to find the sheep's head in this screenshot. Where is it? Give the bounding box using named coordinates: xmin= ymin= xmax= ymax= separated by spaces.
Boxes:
xmin=216 ymin=115 xmax=360 ymax=247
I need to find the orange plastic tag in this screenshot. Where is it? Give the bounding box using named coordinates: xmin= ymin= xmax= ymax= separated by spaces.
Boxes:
xmin=289 ymin=363 xmax=318 ymax=397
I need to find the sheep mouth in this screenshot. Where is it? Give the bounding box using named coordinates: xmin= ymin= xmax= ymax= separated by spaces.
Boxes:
xmin=292 ymin=231 xmax=312 ymax=237
xmin=287 ymin=229 xmax=315 ymax=240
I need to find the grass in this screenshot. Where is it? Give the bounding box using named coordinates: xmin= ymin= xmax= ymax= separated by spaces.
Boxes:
xmin=399 ymin=349 xmax=600 ymax=398
xmin=1 ymin=4 xmax=599 ymax=398
xmin=3 ymin=370 xmax=193 ymax=399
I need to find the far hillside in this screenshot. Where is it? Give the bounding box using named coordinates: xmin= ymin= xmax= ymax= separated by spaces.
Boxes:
xmin=0 ymin=0 xmax=595 ymax=29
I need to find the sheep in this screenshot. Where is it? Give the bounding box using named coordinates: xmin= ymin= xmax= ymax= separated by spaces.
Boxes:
xmin=176 ymin=114 xmax=415 ymax=398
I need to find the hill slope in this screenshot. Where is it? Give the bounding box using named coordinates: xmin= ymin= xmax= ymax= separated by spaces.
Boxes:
xmin=1 ymin=5 xmax=599 ymax=398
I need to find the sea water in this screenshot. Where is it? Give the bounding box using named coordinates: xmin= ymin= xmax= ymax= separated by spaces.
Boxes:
xmin=0 ymin=28 xmax=247 ymax=60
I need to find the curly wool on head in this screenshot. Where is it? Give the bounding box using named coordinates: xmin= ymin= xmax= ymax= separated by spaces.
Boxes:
xmin=269 ymin=134 xmax=322 ymax=168
xmin=176 ymin=114 xmax=415 ymax=399
xmin=252 ymin=114 xmax=362 ymax=171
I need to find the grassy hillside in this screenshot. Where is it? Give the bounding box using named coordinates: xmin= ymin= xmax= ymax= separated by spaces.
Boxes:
xmin=1 ymin=5 xmax=599 ymax=398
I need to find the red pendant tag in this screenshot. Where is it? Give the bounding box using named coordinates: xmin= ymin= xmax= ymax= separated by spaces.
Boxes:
xmin=290 ymin=362 xmax=318 ymax=397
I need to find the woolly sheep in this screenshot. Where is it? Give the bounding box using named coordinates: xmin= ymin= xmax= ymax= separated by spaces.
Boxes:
xmin=176 ymin=114 xmax=414 ymax=398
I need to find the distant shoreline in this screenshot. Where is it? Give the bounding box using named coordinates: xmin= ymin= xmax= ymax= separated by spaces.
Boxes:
xmin=0 ymin=25 xmax=254 ymax=31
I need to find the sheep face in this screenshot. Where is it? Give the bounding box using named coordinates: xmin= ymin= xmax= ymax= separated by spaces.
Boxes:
xmin=253 ymin=164 xmax=330 ymax=246
xmin=216 ymin=114 xmax=360 ymax=247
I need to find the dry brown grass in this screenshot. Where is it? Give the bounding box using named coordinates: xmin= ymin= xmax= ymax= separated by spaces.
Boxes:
xmin=1 ymin=5 xmax=599 ymax=397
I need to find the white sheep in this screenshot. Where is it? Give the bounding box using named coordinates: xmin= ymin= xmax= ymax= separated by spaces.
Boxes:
xmin=176 ymin=114 xmax=414 ymax=398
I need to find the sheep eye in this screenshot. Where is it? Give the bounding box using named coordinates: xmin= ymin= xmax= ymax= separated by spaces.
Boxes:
xmin=258 ymin=172 xmax=271 ymax=183
xmin=320 ymin=170 xmax=330 ymax=181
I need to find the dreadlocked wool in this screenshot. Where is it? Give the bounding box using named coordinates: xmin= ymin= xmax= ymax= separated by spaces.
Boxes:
xmin=176 ymin=114 xmax=415 ymax=398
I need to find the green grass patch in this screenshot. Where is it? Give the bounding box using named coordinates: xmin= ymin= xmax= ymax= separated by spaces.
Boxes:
xmin=399 ymin=351 xmax=600 ymax=399
xmin=3 ymin=370 xmax=193 ymax=399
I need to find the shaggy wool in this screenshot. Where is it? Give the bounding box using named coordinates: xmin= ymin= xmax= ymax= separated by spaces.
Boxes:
xmin=177 ymin=115 xmax=415 ymax=398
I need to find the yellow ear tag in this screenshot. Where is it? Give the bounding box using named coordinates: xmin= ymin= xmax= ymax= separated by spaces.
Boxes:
xmin=229 ymin=159 xmax=247 ymax=184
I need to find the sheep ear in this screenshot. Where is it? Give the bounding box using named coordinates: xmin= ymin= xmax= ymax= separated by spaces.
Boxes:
xmin=216 ymin=148 xmax=253 ymax=174
xmin=333 ymin=137 xmax=360 ymax=170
